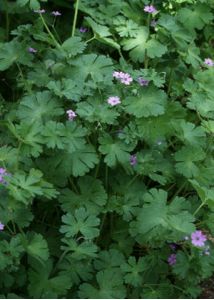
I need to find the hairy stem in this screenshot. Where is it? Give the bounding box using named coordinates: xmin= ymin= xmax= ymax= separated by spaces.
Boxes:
xmin=72 ymin=0 xmax=80 ymax=37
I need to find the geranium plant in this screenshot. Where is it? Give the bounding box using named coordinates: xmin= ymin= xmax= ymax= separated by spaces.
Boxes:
xmin=0 ymin=0 xmax=214 ymax=298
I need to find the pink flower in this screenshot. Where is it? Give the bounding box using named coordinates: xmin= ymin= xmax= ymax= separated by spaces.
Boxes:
xmin=113 ymin=71 xmax=133 ymax=85
xmin=51 ymin=11 xmax=61 ymax=16
xmin=204 ymin=58 xmax=214 ymax=67
xmin=130 ymin=154 xmax=137 ymax=166
xmin=144 ymin=5 xmax=157 ymax=14
xmin=0 ymin=222 xmax=4 ymax=231
xmin=138 ymin=77 xmax=149 ymax=86
xmin=79 ymin=27 xmax=88 ymax=33
xmin=167 ymin=254 xmax=176 ymax=266
xmin=66 ymin=109 xmax=77 ymax=121
xmin=28 ymin=47 xmax=37 ymax=53
xmin=191 ymin=230 xmax=207 ymax=247
xmin=0 ymin=168 xmax=9 ymax=185
xmin=107 ymin=96 xmax=121 ymax=106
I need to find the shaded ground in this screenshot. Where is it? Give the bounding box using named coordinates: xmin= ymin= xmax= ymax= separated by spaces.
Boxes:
xmin=200 ymin=277 xmax=214 ymax=299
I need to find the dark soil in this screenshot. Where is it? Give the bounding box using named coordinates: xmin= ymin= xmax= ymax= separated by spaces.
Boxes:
xmin=200 ymin=277 xmax=214 ymax=299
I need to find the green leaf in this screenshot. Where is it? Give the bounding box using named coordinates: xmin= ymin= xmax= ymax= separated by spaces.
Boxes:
xmin=71 ymin=54 xmax=114 ymax=84
xmin=94 ymin=249 xmax=125 ymax=271
xmin=122 ymin=28 xmax=167 ymax=62
xmin=7 ymin=168 xmax=58 ymax=204
xmin=25 ymin=232 xmax=49 ymax=261
xmin=78 ymin=269 xmax=126 ymax=299
xmin=85 ymin=17 xmax=120 ymax=50
xmin=62 ymin=36 xmax=86 ymax=57
xmin=173 ymin=120 xmax=206 ymax=146
xmin=50 ymin=144 xmax=99 ymax=178
xmin=0 ymin=40 xmax=32 ymax=71
xmin=178 ymin=4 xmax=213 ymax=30
xmin=175 ymin=146 xmax=206 ymax=178
xmin=144 ymin=39 xmax=168 ymax=59
xmin=42 ymin=121 xmax=65 ymax=150
xmin=0 ymin=146 xmax=18 ymax=168
xmin=122 ymin=27 xmax=148 ymax=62
xmin=124 ymin=87 xmax=167 ymax=118
xmin=77 ymin=98 xmax=119 ymax=124
xmin=99 ymin=134 xmax=135 ymax=167
xmin=131 ymin=189 xmax=195 ymax=241
xmin=61 ymin=238 xmax=98 ymax=260
xmin=60 ymin=207 xmax=100 ymax=239
xmin=64 ymin=121 xmax=87 ymax=152
xmin=121 ymin=256 xmax=146 ymax=287
xmin=28 ymin=259 xmax=72 ymax=298
xmin=60 ymin=176 xmax=107 ymax=215
xmin=113 ymin=16 xmax=139 ymax=37
xmin=17 ymin=91 xmax=63 ymax=124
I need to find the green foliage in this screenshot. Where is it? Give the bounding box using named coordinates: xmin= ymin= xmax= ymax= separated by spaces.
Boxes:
xmin=0 ymin=0 xmax=214 ymax=298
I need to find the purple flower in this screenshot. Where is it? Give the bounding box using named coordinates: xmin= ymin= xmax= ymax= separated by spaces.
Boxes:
xmin=169 ymin=243 xmax=177 ymax=251
xmin=204 ymin=58 xmax=214 ymax=67
xmin=0 ymin=168 xmax=9 ymax=185
xmin=0 ymin=222 xmax=4 ymax=231
xmin=113 ymin=71 xmax=121 ymax=79
xmin=167 ymin=254 xmax=176 ymax=266
xmin=28 ymin=47 xmax=37 ymax=54
xmin=191 ymin=230 xmax=207 ymax=247
xmin=79 ymin=27 xmax=88 ymax=33
xmin=66 ymin=109 xmax=77 ymax=121
xmin=34 ymin=9 xmax=46 ymax=14
xmin=107 ymin=96 xmax=121 ymax=106
xmin=138 ymin=77 xmax=150 ymax=86
xmin=51 ymin=11 xmax=61 ymax=16
xmin=144 ymin=5 xmax=157 ymax=14
xmin=130 ymin=154 xmax=137 ymax=166
xmin=113 ymin=71 xmax=133 ymax=85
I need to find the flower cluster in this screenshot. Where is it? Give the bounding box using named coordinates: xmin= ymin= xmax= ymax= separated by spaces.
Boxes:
xmin=66 ymin=109 xmax=77 ymax=121
xmin=113 ymin=71 xmax=133 ymax=85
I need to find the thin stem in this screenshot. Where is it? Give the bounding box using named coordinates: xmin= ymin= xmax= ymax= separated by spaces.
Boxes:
xmin=15 ymin=141 xmax=22 ymax=171
xmin=5 ymin=0 xmax=9 ymax=41
xmin=52 ymin=250 xmax=68 ymax=276
xmin=72 ymin=0 xmax=80 ymax=37
xmin=167 ymin=67 xmax=174 ymax=95
xmin=16 ymin=63 xmax=32 ymax=94
xmin=193 ymin=201 xmax=206 ymax=216
xmin=6 ymin=224 xmax=15 ymax=235
xmin=85 ymin=35 xmax=96 ymax=44
xmin=94 ymin=160 xmax=100 ymax=179
xmin=105 ymin=165 xmax=108 ymax=190
xmin=169 ymin=181 xmax=187 ymax=201
xmin=69 ymin=177 xmax=79 ymax=194
xmin=39 ymin=14 xmax=61 ymax=48
xmin=127 ymin=174 xmax=139 ymax=188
